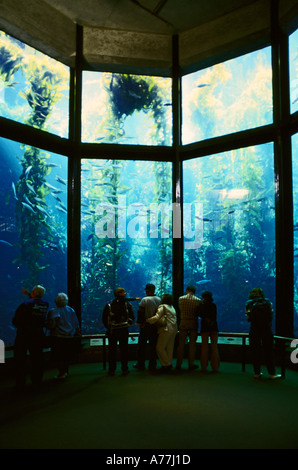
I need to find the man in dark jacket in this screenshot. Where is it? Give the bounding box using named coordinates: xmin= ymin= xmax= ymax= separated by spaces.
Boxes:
xmin=102 ymin=287 xmax=135 ymax=376
xmin=12 ymin=285 xmax=49 ymax=391
xmin=245 ymin=287 xmax=281 ymax=379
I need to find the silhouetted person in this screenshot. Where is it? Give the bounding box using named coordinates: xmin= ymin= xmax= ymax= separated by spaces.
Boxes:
xmin=176 ymin=286 xmax=202 ymax=370
xmin=133 ymin=284 xmax=161 ymax=371
xmin=199 ymin=291 xmax=220 ymax=372
xmin=47 ymin=293 xmax=80 ymax=380
xmin=12 ymin=285 xmax=49 ymax=391
xmin=102 ymin=287 xmax=135 ymax=376
xmin=147 ymin=293 xmax=177 ymax=372
xmin=245 ymin=287 xmax=281 ymax=379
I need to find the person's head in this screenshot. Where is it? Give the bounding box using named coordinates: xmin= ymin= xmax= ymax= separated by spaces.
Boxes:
xmin=249 ymin=288 xmax=265 ymax=300
xmin=114 ymin=287 xmax=126 ymax=299
xmin=161 ymin=293 xmax=173 ymax=306
xmin=31 ymin=285 xmax=45 ymax=299
xmin=145 ymin=284 xmax=155 ymax=295
xmin=186 ymin=285 xmax=196 ymax=294
xmin=202 ymin=291 xmax=213 ymax=302
xmin=55 ymin=292 xmax=68 ymax=307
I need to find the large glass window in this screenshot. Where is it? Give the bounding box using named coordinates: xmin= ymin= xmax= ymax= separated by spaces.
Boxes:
xmin=0 ymin=31 xmax=70 ymax=138
xmin=81 ymin=159 xmax=173 ymax=334
xmin=82 ymin=72 xmax=172 ymax=146
xmin=290 ymin=29 xmax=298 ymax=115
xmin=183 ymin=143 xmax=275 ymax=333
xmin=293 ymin=133 xmax=298 ymax=336
xmin=0 ymin=137 xmax=68 ymax=345
xmin=182 ymin=47 xmax=272 ymax=144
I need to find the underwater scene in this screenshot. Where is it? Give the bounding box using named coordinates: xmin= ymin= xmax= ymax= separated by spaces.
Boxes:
xmin=0 ymin=31 xmax=69 ymax=138
xmin=290 ymin=28 xmax=298 ymax=115
xmin=0 ymin=136 xmax=68 ymax=345
xmin=80 ymin=158 xmax=173 ymax=335
xmin=82 ymin=71 xmax=172 ymax=146
xmin=181 ymin=47 xmax=273 ymax=145
xmin=183 ymin=144 xmax=276 ymax=333
xmin=0 ymin=29 xmax=297 ymax=344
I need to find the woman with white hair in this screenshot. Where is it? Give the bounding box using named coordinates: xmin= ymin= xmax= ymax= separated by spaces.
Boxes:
xmin=47 ymin=293 xmax=80 ymax=379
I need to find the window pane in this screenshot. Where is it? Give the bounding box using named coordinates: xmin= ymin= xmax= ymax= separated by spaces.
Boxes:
xmin=0 ymin=31 xmax=70 ymax=138
xmin=81 ymin=159 xmax=173 ymax=334
xmin=183 ymin=143 xmax=275 ymax=332
xmin=182 ymin=47 xmax=272 ymax=144
xmin=293 ymin=133 xmax=298 ymax=336
xmin=82 ymin=72 xmax=172 ymax=146
xmin=0 ymin=137 xmax=68 ymax=346
xmin=290 ymin=29 xmax=298 ymax=115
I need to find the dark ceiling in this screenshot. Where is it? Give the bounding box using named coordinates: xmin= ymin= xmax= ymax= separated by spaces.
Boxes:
xmin=1 ymin=0 xmax=297 ymax=71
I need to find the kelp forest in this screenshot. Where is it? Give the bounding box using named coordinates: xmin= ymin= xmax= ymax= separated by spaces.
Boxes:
xmin=0 ymin=30 xmax=297 ymax=345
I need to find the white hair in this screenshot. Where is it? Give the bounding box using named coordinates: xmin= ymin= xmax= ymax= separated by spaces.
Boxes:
xmin=55 ymin=292 xmax=68 ymax=307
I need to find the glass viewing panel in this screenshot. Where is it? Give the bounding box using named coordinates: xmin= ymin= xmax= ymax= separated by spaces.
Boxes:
xmin=290 ymin=29 xmax=298 ymax=115
xmin=292 ymin=133 xmax=298 ymax=336
xmin=82 ymin=72 xmax=172 ymax=146
xmin=182 ymin=47 xmax=272 ymax=144
xmin=0 ymin=31 xmax=70 ymax=138
xmin=81 ymin=159 xmax=173 ymax=334
xmin=183 ymin=143 xmax=275 ymax=333
xmin=0 ymin=137 xmax=68 ymax=346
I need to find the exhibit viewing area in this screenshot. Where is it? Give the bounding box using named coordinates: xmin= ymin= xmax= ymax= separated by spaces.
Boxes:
xmin=0 ymin=0 xmax=298 ymax=451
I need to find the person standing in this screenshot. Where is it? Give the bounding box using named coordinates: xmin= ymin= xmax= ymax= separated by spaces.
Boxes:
xmin=245 ymin=287 xmax=281 ymax=379
xmin=102 ymin=287 xmax=135 ymax=376
xmin=12 ymin=285 xmax=49 ymax=391
xmin=176 ymin=286 xmax=201 ymax=370
xmin=147 ymin=293 xmax=177 ymax=372
xmin=199 ymin=291 xmax=220 ymax=373
xmin=47 ymin=293 xmax=80 ymax=380
xmin=133 ymin=284 xmax=161 ymax=371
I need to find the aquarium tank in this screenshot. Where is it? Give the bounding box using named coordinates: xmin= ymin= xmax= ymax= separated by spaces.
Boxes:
xmin=81 ymin=159 xmax=173 ymax=334
xmin=0 ymin=25 xmax=297 ymax=346
xmin=0 ymin=32 xmax=69 ymax=345
xmin=183 ymin=144 xmax=276 ymax=333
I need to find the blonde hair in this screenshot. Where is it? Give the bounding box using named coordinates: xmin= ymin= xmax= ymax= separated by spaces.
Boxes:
xmin=55 ymin=292 xmax=68 ymax=307
xmin=32 ymin=285 xmax=45 ymax=298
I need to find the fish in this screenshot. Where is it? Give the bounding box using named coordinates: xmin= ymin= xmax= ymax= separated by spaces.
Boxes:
xmin=36 ymin=205 xmax=50 ymax=217
xmin=0 ymin=240 xmax=13 ymax=246
xmin=196 ymin=280 xmax=211 ymax=285
xmin=21 ymin=202 xmax=36 ymax=213
xmin=56 ymin=205 xmax=67 ymax=214
xmin=24 ymin=194 xmax=33 ymax=206
xmin=56 ymin=176 xmax=67 ymax=185
xmin=51 ymin=193 xmax=62 ymax=202
xmin=25 ymin=166 xmax=32 ymax=177
xmin=128 ymin=91 xmax=142 ymax=99
xmin=44 ymin=163 xmax=60 ymax=167
xmin=11 ymin=182 xmax=18 ymax=200
xmin=26 ymin=182 xmax=36 ymax=195
xmin=57 ymin=202 xmax=67 ymax=212
xmin=35 ymin=197 xmax=46 ymax=204
xmin=45 ymin=182 xmax=59 ymax=191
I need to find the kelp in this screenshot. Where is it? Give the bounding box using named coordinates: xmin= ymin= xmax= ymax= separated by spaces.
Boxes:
xmin=1 ymin=34 xmax=67 ymax=287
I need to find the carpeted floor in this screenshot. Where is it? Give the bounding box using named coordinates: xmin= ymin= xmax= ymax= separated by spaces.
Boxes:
xmin=0 ymin=361 xmax=297 ymax=451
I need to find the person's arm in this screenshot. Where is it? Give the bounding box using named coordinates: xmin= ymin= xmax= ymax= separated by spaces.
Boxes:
xmin=102 ymin=303 xmax=111 ymax=329
xmin=147 ymin=305 xmax=163 ymax=324
xmin=128 ymin=303 xmax=135 ymax=325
